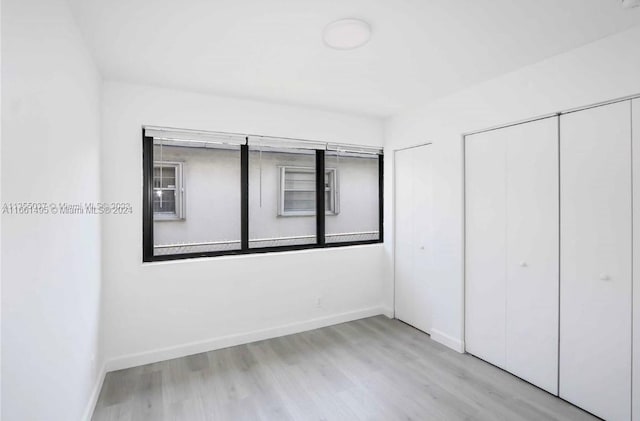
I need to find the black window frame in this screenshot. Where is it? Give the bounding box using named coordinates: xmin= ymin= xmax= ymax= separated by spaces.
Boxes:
xmin=142 ymin=133 xmax=384 ymax=262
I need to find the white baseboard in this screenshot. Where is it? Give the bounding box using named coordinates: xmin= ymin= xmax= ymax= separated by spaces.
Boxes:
xmin=381 ymin=306 xmax=394 ymax=318
xmin=104 ymin=306 xmax=386 ymax=372
xmin=82 ymin=363 xmax=107 ymax=421
xmin=430 ymin=328 xmax=465 ymax=353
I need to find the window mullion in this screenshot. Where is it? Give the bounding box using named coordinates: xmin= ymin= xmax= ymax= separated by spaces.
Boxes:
xmin=142 ymin=135 xmax=154 ymax=262
xmin=378 ymin=154 xmax=384 ymax=242
xmin=241 ymin=143 xmax=249 ymax=250
xmin=316 ymin=150 xmax=325 ymax=246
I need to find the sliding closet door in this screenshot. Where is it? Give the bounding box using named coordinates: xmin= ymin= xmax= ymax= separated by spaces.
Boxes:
xmin=633 ymin=99 xmax=640 ymax=421
xmin=560 ymin=101 xmax=632 ymax=421
xmin=505 ymin=117 xmax=559 ymax=394
xmin=394 ymin=145 xmax=433 ymax=334
xmin=465 ymin=130 xmax=507 ymax=368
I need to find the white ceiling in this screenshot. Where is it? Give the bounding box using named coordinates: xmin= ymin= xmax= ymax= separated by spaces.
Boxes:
xmin=68 ymin=0 xmax=640 ymax=117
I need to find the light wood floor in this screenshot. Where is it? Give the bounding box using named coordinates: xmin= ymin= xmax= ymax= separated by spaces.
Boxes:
xmin=92 ymin=316 xmax=596 ymax=421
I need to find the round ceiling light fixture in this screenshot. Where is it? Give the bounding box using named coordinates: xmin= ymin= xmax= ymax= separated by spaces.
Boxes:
xmin=323 ymin=18 xmax=371 ymax=50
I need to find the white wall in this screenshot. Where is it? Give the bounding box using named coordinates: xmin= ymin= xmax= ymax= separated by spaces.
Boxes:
xmin=385 ymin=24 xmax=640 ymax=352
xmin=101 ymin=81 xmax=388 ymax=368
xmin=1 ymin=0 xmax=103 ymax=420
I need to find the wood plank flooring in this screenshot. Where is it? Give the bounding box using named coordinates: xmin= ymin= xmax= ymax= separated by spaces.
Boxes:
xmin=92 ymin=316 xmax=596 ymax=421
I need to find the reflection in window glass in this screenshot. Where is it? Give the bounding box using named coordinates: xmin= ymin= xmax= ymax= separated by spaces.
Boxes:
xmin=249 ymin=147 xmax=316 ymax=248
xmin=153 ymin=142 xmax=241 ymax=256
xmin=324 ymin=151 xmax=379 ymax=243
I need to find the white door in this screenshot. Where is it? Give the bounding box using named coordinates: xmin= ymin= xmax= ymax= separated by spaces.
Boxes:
xmin=632 ymin=98 xmax=640 ymax=421
xmin=465 ymin=129 xmax=507 ymax=369
xmin=466 ymin=117 xmax=559 ymax=384
xmin=505 ymin=117 xmax=559 ymax=394
xmin=560 ymin=101 xmax=632 ymax=421
xmin=394 ymin=144 xmax=433 ymax=334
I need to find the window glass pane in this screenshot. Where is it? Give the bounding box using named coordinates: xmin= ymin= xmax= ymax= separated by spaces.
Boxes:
xmin=249 ymin=146 xmax=316 ymax=248
xmin=284 ymin=190 xmax=315 ymax=212
xmin=153 ymin=189 xmax=176 ymax=213
xmin=153 ymin=143 xmax=241 ymax=256
xmin=284 ymin=170 xmax=314 ymax=190
xmin=325 ymin=151 xmax=379 ymax=243
xmin=324 ymin=169 xmax=336 ymax=214
xmin=153 ymin=166 xmax=176 ymax=188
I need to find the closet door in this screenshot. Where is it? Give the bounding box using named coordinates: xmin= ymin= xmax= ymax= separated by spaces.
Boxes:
xmin=466 ymin=118 xmax=559 ymax=383
xmin=560 ymin=101 xmax=632 ymax=421
xmin=465 ymin=130 xmax=507 ymax=368
xmin=394 ymin=145 xmax=433 ymax=334
xmin=411 ymin=144 xmax=433 ymax=333
xmin=633 ymin=99 xmax=639 ymax=421
xmin=505 ymin=117 xmax=559 ymax=394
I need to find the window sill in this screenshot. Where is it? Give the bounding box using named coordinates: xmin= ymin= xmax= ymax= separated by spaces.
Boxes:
xmin=278 ymin=211 xmax=339 ymax=217
xmin=154 ymin=215 xmax=184 ymax=222
xmin=143 ymin=239 xmax=383 ymax=263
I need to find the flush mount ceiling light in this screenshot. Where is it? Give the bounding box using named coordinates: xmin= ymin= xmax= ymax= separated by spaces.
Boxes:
xmin=622 ymin=0 xmax=640 ymax=7
xmin=323 ymin=19 xmax=371 ymax=50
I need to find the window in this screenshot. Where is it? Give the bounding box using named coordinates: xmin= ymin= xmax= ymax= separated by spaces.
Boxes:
xmin=153 ymin=162 xmax=184 ymax=220
xmin=279 ymin=167 xmax=337 ymax=216
xmin=148 ymin=137 xmax=243 ymax=258
xmin=325 ymin=151 xmax=380 ymax=243
xmin=143 ymin=126 xmax=383 ymax=262
xmin=249 ymin=146 xmax=316 ymax=248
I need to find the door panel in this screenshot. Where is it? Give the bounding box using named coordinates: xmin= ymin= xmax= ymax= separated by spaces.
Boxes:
xmin=411 ymin=145 xmax=433 ymax=333
xmin=505 ymin=117 xmax=559 ymax=394
xmin=465 ymin=131 xmax=507 ymax=368
xmin=394 ymin=149 xmax=414 ymax=323
xmin=394 ymin=145 xmax=432 ymax=334
xmin=560 ymin=101 xmax=632 ymax=421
